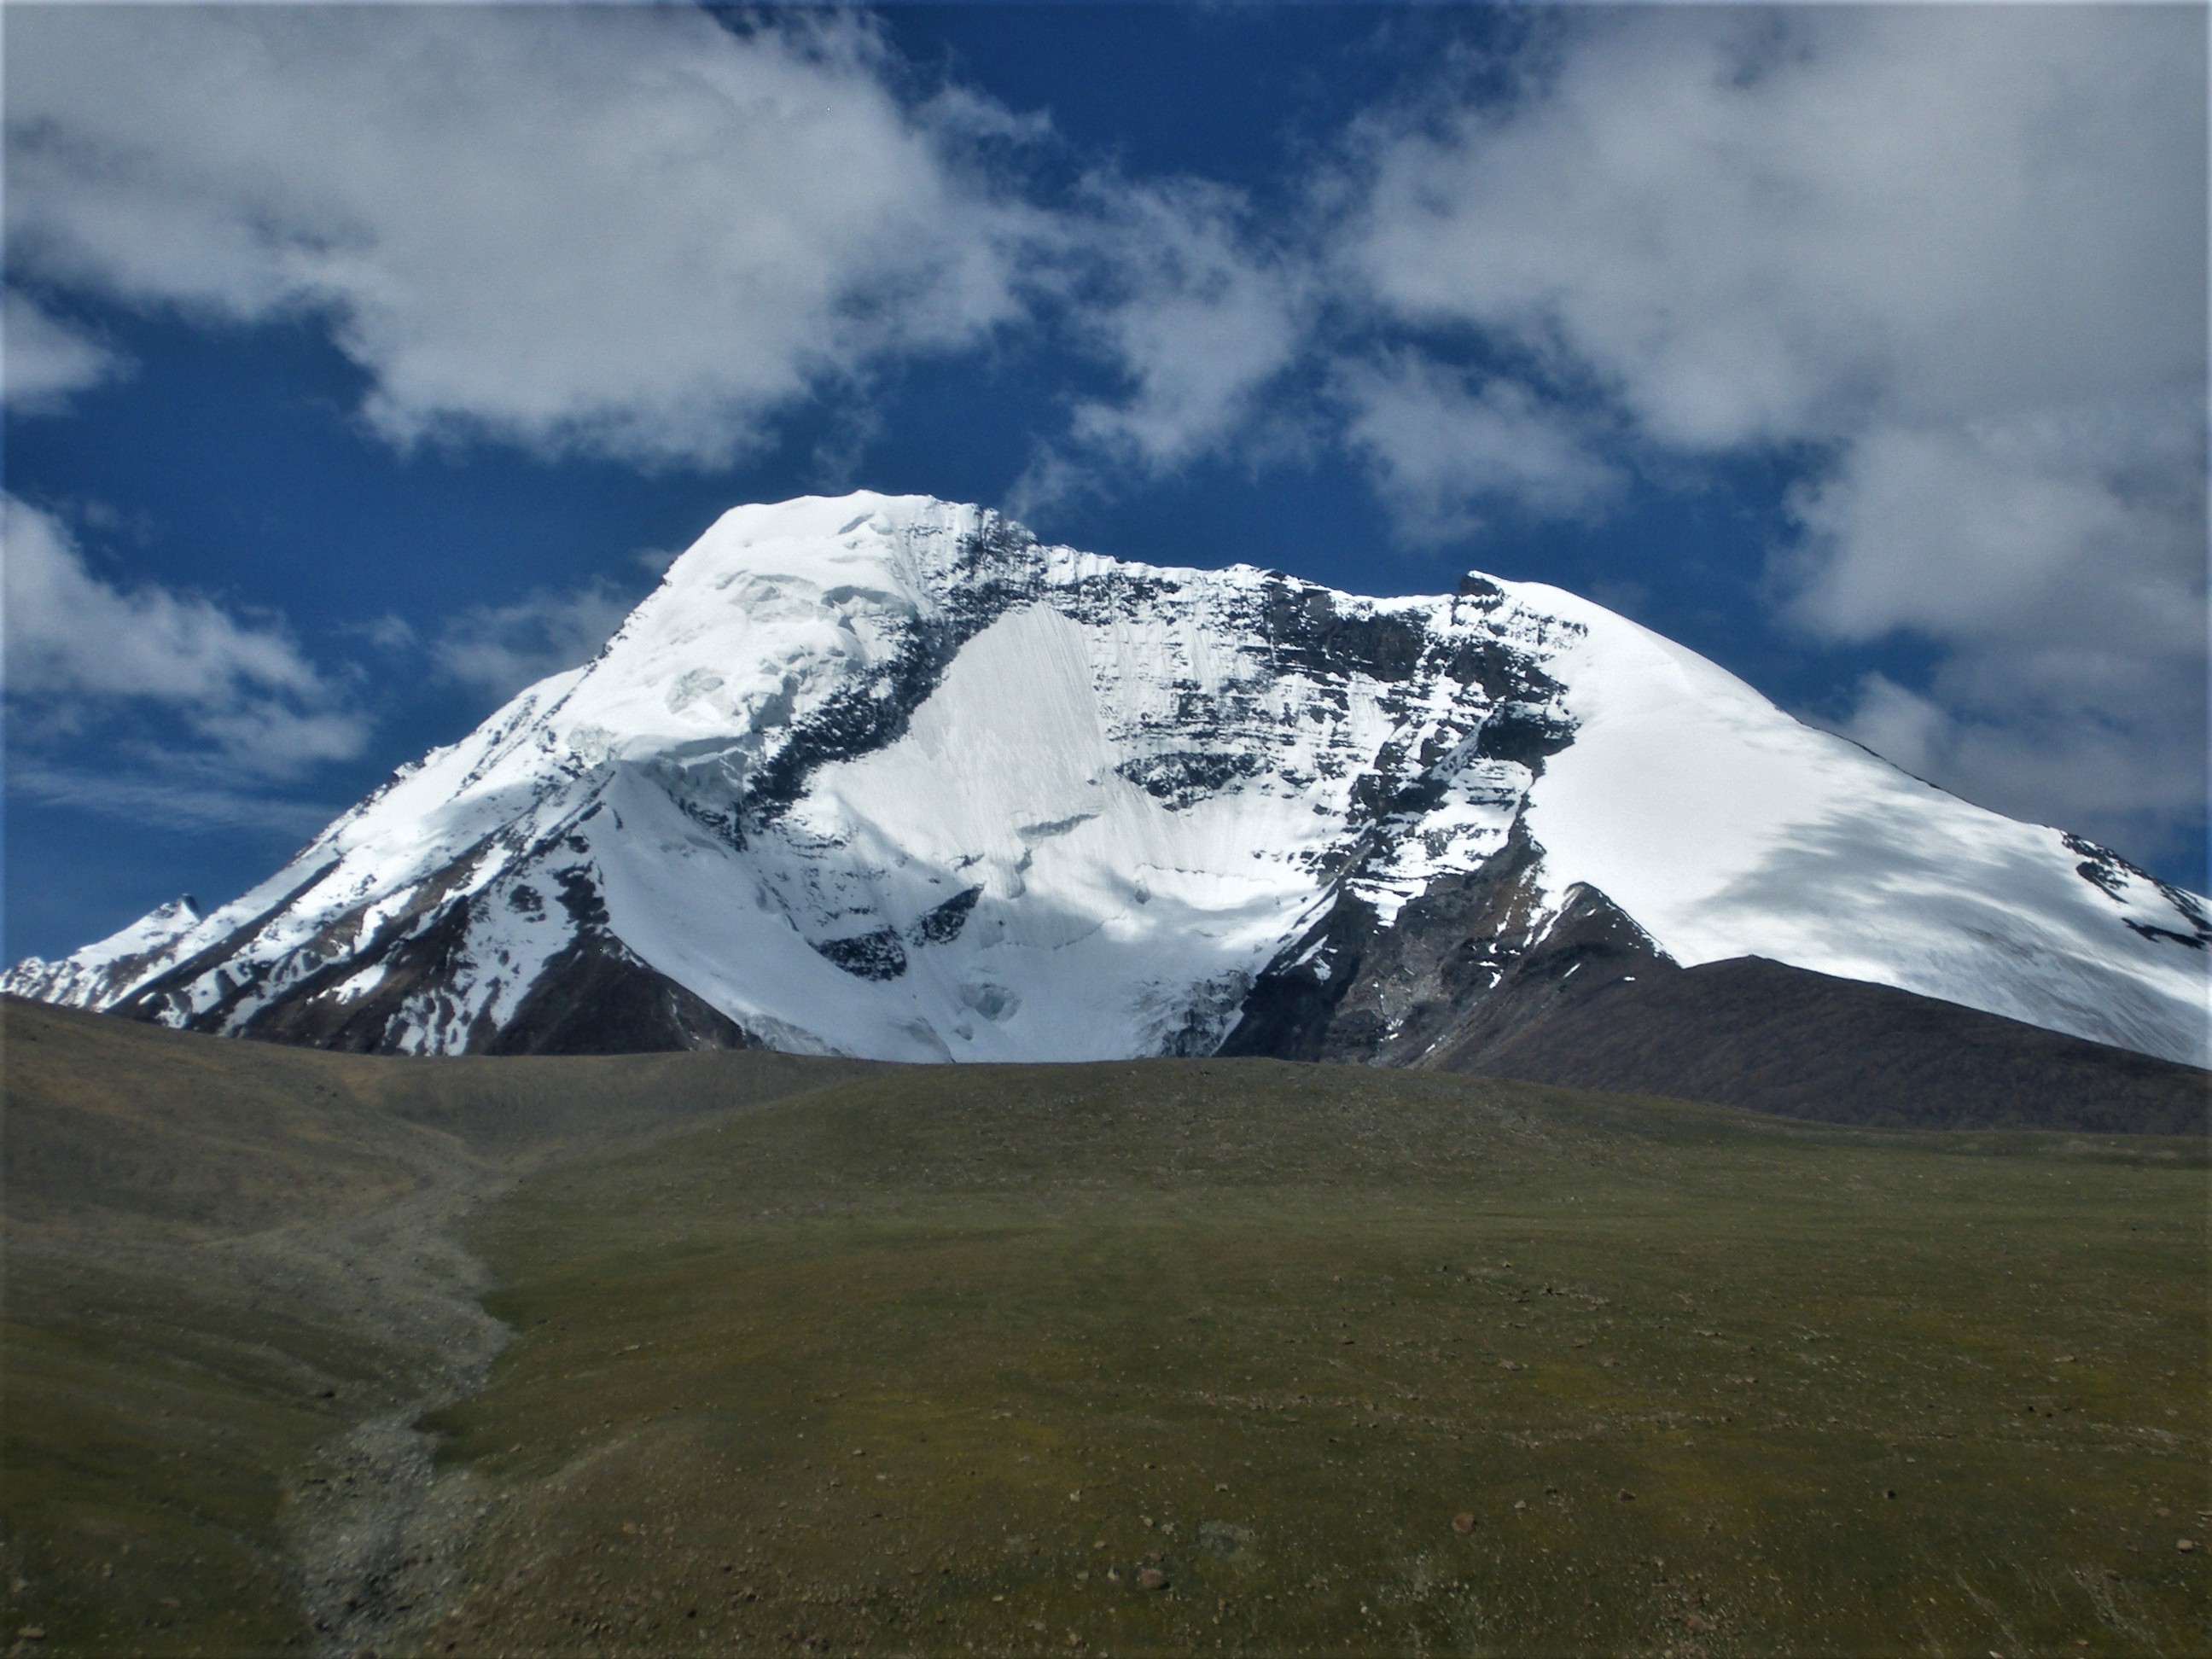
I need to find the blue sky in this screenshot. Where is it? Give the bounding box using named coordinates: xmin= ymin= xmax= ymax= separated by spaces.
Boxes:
xmin=5 ymin=2 xmax=2205 ymax=964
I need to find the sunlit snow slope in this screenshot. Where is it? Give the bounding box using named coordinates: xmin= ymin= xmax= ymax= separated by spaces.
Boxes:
xmin=10 ymin=493 xmax=2206 ymax=1067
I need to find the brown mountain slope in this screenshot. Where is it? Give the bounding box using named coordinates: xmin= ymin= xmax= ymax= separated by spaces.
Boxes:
xmin=1437 ymin=954 xmax=2209 ymax=1134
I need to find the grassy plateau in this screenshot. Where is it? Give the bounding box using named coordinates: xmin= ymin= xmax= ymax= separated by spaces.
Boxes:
xmin=2 ymin=1003 xmax=2204 ymax=1657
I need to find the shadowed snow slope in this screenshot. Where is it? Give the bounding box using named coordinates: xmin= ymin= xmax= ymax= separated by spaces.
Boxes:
xmin=9 ymin=493 xmax=2206 ymax=1067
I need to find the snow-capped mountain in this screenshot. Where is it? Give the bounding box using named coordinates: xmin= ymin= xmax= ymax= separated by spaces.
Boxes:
xmin=9 ymin=492 xmax=2207 ymax=1068
xmin=6 ymin=896 xmax=205 ymax=1013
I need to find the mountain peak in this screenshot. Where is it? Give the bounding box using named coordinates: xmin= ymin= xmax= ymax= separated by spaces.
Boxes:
xmin=675 ymin=492 xmax=984 ymax=586
xmin=9 ymin=500 xmax=2206 ymax=1069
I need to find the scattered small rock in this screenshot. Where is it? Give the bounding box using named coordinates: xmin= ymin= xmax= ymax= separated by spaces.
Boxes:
xmin=2179 ymin=1539 xmax=2197 ymax=1553
xmin=1197 ymin=1521 xmax=1254 ymax=1560
xmin=1885 ymin=1489 xmax=1898 ymax=1499
xmin=1137 ymin=1568 xmax=1169 ymax=1592
xmin=1618 ymin=1490 xmax=1636 ymax=1502
xmin=15 ymin=1630 xmax=45 ymax=1644
xmin=1452 ymin=1512 xmax=1476 ymax=1534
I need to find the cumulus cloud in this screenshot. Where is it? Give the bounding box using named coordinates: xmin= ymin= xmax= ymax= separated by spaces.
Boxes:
xmin=1840 ymin=666 xmax=2203 ymax=873
xmin=1786 ymin=411 xmax=2201 ymax=650
xmin=431 ymin=579 xmax=642 ymax=702
xmin=1339 ymin=4 xmax=2207 ymax=859
xmin=6 ymin=5 xmax=1283 ymax=485
xmin=1794 ymin=405 xmax=2206 ymax=859
xmin=3 ymin=496 xmax=370 ymax=775
xmin=1336 ymin=354 xmax=1619 ymax=542
xmin=3 ymin=289 xmax=127 ymax=412
xmin=1062 ymin=178 xmax=1307 ymax=473
xmin=5 ymin=5 xmax=1038 ymax=463
xmin=1348 ymin=7 xmax=2200 ymax=452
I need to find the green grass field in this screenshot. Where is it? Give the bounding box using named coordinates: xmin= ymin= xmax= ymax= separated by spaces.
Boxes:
xmin=3 ymin=1004 xmax=2204 ymax=1657
xmin=433 ymin=1062 xmax=2206 ymax=1658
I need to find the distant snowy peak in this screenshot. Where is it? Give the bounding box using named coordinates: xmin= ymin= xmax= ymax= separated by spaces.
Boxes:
xmin=6 ymin=894 xmax=202 ymax=1010
xmin=8 ymin=492 xmax=2206 ymax=1070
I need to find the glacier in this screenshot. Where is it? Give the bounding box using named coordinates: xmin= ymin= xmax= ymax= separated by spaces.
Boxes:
xmin=9 ymin=492 xmax=2206 ymax=1068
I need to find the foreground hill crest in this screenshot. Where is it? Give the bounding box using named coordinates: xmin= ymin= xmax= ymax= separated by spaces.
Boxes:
xmin=9 ymin=492 xmax=2207 ymax=1067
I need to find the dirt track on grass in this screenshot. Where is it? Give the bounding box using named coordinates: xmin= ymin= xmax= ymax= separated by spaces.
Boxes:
xmin=264 ymin=1155 xmax=513 ymax=1659
xmin=3 ymin=997 xmax=871 ymax=1658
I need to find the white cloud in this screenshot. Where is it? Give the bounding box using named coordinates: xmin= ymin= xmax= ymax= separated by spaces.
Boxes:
xmin=430 ymin=578 xmax=642 ymax=702
xmin=6 ymin=6 xmax=1039 ymax=465
xmin=3 ymin=496 xmax=369 ymax=775
xmin=7 ymin=4 xmax=1301 ymax=488
xmin=3 ymin=289 xmax=128 ymax=412
xmin=1062 ymin=178 xmax=1307 ymax=473
xmin=350 ymin=613 xmax=420 ymax=655
xmin=1340 ymin=4 xmax=2206 ymax=859
xmin=1348 ymin=7 xmax=2201 ymax=452
xmin=1785 ymin=405 xmax=2203 ymax=655
xmin=1336 ymin=354 xmax=1619 ymax=542
xmin=5 ymin=761 xmax=341 ymax=840
xmin=1839 ymin=667 xmax=2204 ymax=872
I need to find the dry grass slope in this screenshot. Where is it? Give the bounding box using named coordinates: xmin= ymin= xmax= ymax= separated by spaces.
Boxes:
xmin=445 ymin=1065 xmax=2206 ymax=1656
xmin=1 ymin=998 xmax=867 ymax=1657
xmin=2 ymin=1000 xmax=2203 ymax=1657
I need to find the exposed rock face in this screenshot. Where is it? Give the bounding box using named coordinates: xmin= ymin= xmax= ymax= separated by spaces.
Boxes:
xmin=8 ymin=492 xmax=2207 ymax=1071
